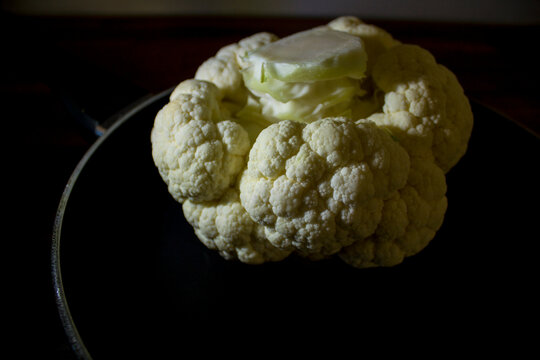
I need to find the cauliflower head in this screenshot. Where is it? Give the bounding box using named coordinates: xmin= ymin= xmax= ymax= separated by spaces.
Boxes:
xmin=151 ymin=16 xmax=473 ymax=268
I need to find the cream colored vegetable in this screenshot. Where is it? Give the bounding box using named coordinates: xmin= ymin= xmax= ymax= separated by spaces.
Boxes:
xmin=151 ymin=16 xmax=473 ymax=268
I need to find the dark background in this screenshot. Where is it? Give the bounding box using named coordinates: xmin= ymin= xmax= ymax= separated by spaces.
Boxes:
xmin=2 ymin=9 xmax=538 ymax=359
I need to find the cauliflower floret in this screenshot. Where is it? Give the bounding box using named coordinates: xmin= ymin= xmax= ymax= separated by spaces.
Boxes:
xmin=339 ymin=157 xmax=447 ymax=268
xmin=239 ymin=117 xmax=410 ymax=258
xmin=328 ymin=17 xmax=472 ymax=172
xmin=368 ymin=44 xmax=473 ymax=172
xmin=151 ymin=80 xmax=250 ymax=202
xmin=183 ymin=189 xmax=291 ymax=264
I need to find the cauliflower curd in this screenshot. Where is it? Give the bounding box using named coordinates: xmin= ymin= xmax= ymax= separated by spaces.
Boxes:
xmin=151 ymin=16 xmax=473 ymax=268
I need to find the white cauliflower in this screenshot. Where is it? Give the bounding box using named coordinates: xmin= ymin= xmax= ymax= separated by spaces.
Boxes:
xmin=367 ymin=44 xmax=473 ymax=172
xmin=151 ymin=80 xmax=250 ymax=203
xmin=151 ymin=16 xmax=473 ymax=268
xmin=339 ymin=158 xmax=448 ymax=267
xmin=183 ymin=188 xmax=291 ymax=264
xmin=239 ymin=118 xmax=410 ymax=259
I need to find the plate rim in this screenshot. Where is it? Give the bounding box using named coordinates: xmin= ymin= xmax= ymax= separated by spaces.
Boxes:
xmin=50 ymin=88 xmax=172 ymax=360
xmin=49 ymin=92 xmax=537 ymax=359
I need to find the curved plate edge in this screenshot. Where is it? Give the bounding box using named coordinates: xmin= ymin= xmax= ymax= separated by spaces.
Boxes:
xmin=50 ymin=88 xmax=172 ymax=360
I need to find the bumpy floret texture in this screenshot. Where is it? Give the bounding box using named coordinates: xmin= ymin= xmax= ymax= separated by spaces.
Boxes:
xmin=183 ymin=189 xmax=292 ymax=264
xmin=151 ymin=80 xmax=250 ymax=203
xmin=151 ymin=16 xmax=473 ymax=268
xmin=239 ymin=118 xmax=410 ymax=259
xmin=339 ymin=158 xmax=448 ymax=267
xmin=367 ymin=44 xmax=473 ymax=172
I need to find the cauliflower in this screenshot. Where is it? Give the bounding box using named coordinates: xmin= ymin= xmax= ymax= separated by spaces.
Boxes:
xmin=239 ymin=118 xmax=410 ymax=260
xmin=183 ymin=188 xmax=292 ymax=264
xmin=151 ymin=80 xmax=250 ymax=203
xmin=151 ymin=16 xmax=473 ymax=268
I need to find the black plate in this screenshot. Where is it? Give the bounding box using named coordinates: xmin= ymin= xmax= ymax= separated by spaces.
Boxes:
xmin=52 ymin=90 xmax=539 ymax=358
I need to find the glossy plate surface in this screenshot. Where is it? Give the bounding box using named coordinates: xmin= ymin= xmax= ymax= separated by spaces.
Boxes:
xmin=52 ymin=91 xmax=539 ymax=358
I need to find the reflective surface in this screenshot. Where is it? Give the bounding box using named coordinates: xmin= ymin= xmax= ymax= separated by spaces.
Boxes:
xmin=53 ymin=93 xmax=539 ymax=358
